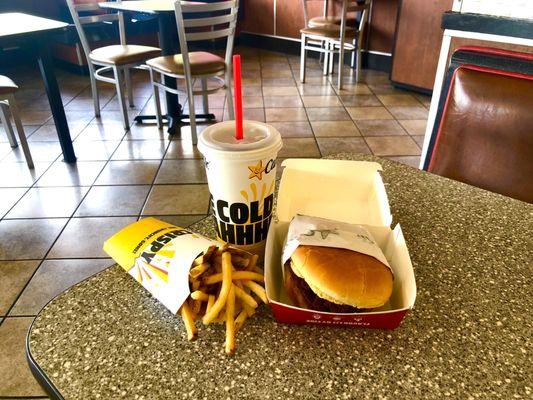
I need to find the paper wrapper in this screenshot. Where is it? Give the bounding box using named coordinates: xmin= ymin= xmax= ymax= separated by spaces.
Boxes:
xmin=103 ymin=217 xmax=220 ymax=314
xmin=281 ymin=214 xmax=393 ymax=275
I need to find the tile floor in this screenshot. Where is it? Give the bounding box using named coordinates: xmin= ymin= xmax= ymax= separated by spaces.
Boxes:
xmin=0 ymin=46 xmax=430 ymax=398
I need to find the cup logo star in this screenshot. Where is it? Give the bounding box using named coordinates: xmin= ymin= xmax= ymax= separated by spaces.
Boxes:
xmin=248 ymin=160 xmax=266 ymax=180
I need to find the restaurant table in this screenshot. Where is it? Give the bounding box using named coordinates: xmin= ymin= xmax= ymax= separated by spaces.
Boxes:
xmin=26 ymin=154 xmax=532 ymax=399
xmin=99 ymin=1 xmax=217 ymax=135
xmin=0 ymin=13 xmax=76 ymax=163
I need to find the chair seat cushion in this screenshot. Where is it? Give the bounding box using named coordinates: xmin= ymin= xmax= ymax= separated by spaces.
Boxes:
xmin=146 ymin=52 xmax=226 ymax=76
xmin=89 ymin=45 xmax=161 ymax=66
xmin=301 ymin=25 xmax=357 ymax=39
xmin=0 ymin=75 xmax=18 ymax=95
xmin=309 ymin=16 xmax=358 ymax=27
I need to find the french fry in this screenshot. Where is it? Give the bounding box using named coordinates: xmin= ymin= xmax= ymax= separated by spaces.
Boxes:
xmin=203 ymin=271 xmax=264 ymax=285
xmin=242 ymin=280 xmax=268 ymax=304
xmin=234 ymin=309 xmax=248 ymax=332
xmin=243 ymin=302 xmax=256 ymax=317
xmin=189 ymin=262 xmax=210 ymax=279
xmin=180 ymin=302 xmax=197 ymax=341
xmin=202 ymin=252 xmax=233 ymax=324
xmin=233 ymin=284 xmax=258 ymax=308
xmin=225 ymin=285 xmax=236 ymax=355
xmin=245 ymin=254 xmax=259 ymax=271
xmin=206 ymin=294 xmax=215 ymax=314
xmin=190 ymin=290 xmax=209 ymax=302
xmin=191 ymin=279 xmax=201 ymax=291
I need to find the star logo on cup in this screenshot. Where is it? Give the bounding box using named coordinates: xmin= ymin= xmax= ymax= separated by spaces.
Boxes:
xmin=248 ymin=160 xmax=265 ymax=180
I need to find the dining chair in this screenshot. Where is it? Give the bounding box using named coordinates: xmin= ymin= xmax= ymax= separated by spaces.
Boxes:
xmin=300 ymin=0 xmax=371 ymax=88
xmin=66 ymin=0 xmax=161 ymax=130
xmin=146 ymin=0 xmax=239 ymax=144
xmin=0 ymin=76 xmax=34 ymax=168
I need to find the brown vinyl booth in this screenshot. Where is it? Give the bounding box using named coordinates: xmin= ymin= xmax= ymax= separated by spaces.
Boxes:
xmin=425 ymin=47 xmax=533 ymax=204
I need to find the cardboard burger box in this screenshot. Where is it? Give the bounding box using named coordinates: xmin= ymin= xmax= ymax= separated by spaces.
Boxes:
xmin=264 ymin=159 xmax=416 ymax=329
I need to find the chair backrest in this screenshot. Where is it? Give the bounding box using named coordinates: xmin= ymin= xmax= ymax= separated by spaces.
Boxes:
xmin=66 ymin=0 xmax=126 ymax=60
xmin=174 ymin=0 xmax=239 ymax=72
xmin=301 ymin=0 xmax=330 ymax=28
xmin=427 ymin=65 xmax=533 ymax=203
xmin=339 ymin=0 xmax=371 ymax=39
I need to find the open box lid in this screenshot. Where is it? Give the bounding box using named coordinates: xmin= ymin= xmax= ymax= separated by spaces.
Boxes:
xmin=276 ymin=159 xmax=393 ymax=227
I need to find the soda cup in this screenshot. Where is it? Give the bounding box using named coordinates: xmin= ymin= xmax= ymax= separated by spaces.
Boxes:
xmin=198 ymin=120 xmax=283 ymax=261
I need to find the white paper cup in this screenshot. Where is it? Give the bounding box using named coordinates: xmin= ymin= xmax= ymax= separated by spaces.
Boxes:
xmin=198 ymin=121 xmax=283 ymax=261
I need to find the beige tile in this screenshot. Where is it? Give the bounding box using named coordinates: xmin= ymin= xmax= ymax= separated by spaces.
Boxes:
xmin=297 ymin=85 xmax=336 ymax=96
xmin=155 ymin=159 xmax=207 ymax=184
xmin=111 ymin=140 xmax=169 ymax=160
xmin=366 ymin=136 xmax=421 ymax=156
xmin=141 ymin=215 xmax=206 ymax=227
xmin=0 ymin=125 xmax=39 ymax=142
xmin=6 ymin=187 xmax=88 ymax=218
xmin=387 ymin=106 xmax=429 ymax=120
xmin=75 ymin=185 xmax=150 ymax=216
xmin=278 ymin=138 xmax=321 ymax=158
xmin=165 ymin=140 xmax=203 ymax=159
xmin=262 ymin=77 xmax=296 ymax=87
xmin=124 ymin=124 xmax=170 ymax=140
xmin=347 ymin=106 xmax=393 ymax=120
xmin=302 ymin=96 xmax=342 ymax=108
xmin=20 ymin=110 xmax=51 ymax=125
xmin=48 ymin=217 xmax=136 ymax=258
xmin=10 ymin=259 xmax=114 ymax=315
xmin=75 ymin=123 xmax=128 ymax=141
xmin=335 ymin=83 xmax=372 ymax=95
xmin=307 ymin=107 xmax=350 ymax=121
xmin=262 ymin=86 xmax=299 ymax=96
xmin=268 ymin=121 xmax=314 ymax=138
xmin=0 ymin=261 xmax=40 ymax=315
xmin=386 ymin=156 xmax=421 ymax=168
xmin=356 ymin=120 xmax=407 ymax=136
xmin=2 ymin=141 xmax=62 ymax=163
xmin=368 ymin=83 xmax=405 ymax=94
xmin=263 ymin=96 xmax=303 ymax=108
xmin=0 ymin=188 xmax=26 ymax=217
xmin=398 ymin=119 xmax=427 ymax=136
xmin=0 ymin=317 xmax=47 ymax=397
xmin=36 ymin=161 xmax=106 ymax=187
xmin=72 ymin=140 xmax=121 ymax=161
xmin=95 ymin=160 xmax=160 ymax=185
xmin=377 ymin=94 xmax=420 ymax=106
xmin=265 ymin=108 xmax=307 ymax=122
xmin=242 ymin=96 xmax=264 ymax=108
xmin=104 ymin=96 xmax=149 ymax=111
xmin=339 ymin=94 xmax=381 ymax=107
xmin=0 ymin=219 xmax=67 ymax=260
xmin=28 ymin=124 xmax=86 ymax=142
xmin=412 ymin=135 xmax=425 ymax=148
xmin=228 ymin=108 xmax=265 ymax=122
xmin=316 ymin=137 xmax=371 ymax=156
xmin=311 ymin=121 xmax=361 ymax=137
xmin=142 ymin=184 xmax=210 ymax=215
xmin=0 ymin=162 xmax=49 ymax=188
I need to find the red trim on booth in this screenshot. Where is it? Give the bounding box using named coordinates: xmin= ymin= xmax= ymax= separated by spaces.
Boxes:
xmin=454 ymin=46 xmax=533 ymax=61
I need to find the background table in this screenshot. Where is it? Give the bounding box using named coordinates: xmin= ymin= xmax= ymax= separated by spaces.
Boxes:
xmin=99 ymin=1 xmax=217 ymax=135
xmin=0 ymin=13 xmax=76 ymax=163
xmin=26 ymin=154 xmax=532 ymax=399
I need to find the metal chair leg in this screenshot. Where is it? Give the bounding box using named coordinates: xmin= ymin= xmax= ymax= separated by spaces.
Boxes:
xmin=88 ymin=64 xmax=100 ymax=117
xmin=328 ymin=42 xmax=334 ymax=75
xmin=113 ymin=66 xmax=130 ymax=130
xmin=225 ymin=70 xmax=234 ymax=121
xmin=7 ymin=95 xmax=34 ymax=169
xmin=201 ymin=78 xmax=209 ymax=114
xmin=300 ymin=34 xmax=307 ymax=83
xmin=338 ymin=42 xmax=345 ymax=90
xmin=323 ymin=41 xmax=330 ymax=76
xmin=185 ymin=75 xmax=198 ymax=144
xmin=356 ymin=48 xmax=362 ymax=83
xmin=124 ymin=67 xmax=134 ymax=108
xmin=149 ymin=68 xmax=163 ymax=129
xmin=0 ymin=101 xmax=17 ymax=148
xmin=351 ymin=40 xmax=356 ymax=68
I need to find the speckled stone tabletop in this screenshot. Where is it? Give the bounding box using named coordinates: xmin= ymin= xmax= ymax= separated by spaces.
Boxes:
xmin=27 ymin=154 xmax=532 ymax=400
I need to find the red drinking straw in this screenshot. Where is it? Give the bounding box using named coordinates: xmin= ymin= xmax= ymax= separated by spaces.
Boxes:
xmin=233 ymin=54 xmax=244 ymax=140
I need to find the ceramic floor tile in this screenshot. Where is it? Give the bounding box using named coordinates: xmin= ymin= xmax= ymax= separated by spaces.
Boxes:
xmin=306 ymin=107 xmax=350 ymax=121
xmin=265 ymin=108 xmax=307 ymax=122
xmin=28 ymin=124 xmax=86 ymax=142
xmin=155 ymin=160 xmax=207 ymax=184
xmin=301 ymin=96 xmax=342 ymax=108
xmin=278 ymin=138 xmax=321 ymax=158
xmin=0 ymin=219 xmax=67 ymax=260
xmin=165 ymin=140 xmax=203 ymax=159
xmin=346 ymin=106 xmax=394 ymax=121
xmin=262 ymin=86 xmax=299 ymax=96
xmin=316 ymin=137 xmax=371 ymax=156
xmin=311 ymin=121 xmax=361 ymax=137
xmin=268 ymin=121 xmax=314 ymax=138
xmin=377 ymin=94 xmax=421 ymax=106
xmin=111 ymin=140 xmax=170 ymax=160
xmin=0 ymin=260 xmax=40 ymax=315
xmin=412 ymin=135 xmax=425 ymax=148
xmin=365 ymin=136 xmax=421 ymax=156
xmin=263 ymin=96 xmax=303 ymax=108
xmin=386 ymin=156 xmax=421 ymax=168
xmin=123 ymin=124 xmax=170 ymax=140
xmin=142 ymin=215 xmax=207 ymax=227
xmin=6 ymin=187 xmax=89 ymax=218
xmin=48 ymin=217 xmax=136 ymax=258
xmin=9 ymin=259 xmax=114 ymax=316
xmin=297 ymin=85 xmax=336 ymax=96
xmin=75 ymin=123 xmax=128 ymax=141
xmin=224 ymin=108 xmax=265 ymax=122
xmin=0 ymin=162 xmax=49 ymax=187
xmin=75 ymin=185 xmax=151 ymax=217
xmin=0 ymin=317 xmax=47 ymax=397
xmin=262 ymin=77 xmax=296 ymax=87
xmin=72 ymin=140 xmax=121 ymax=161
xmin=0 ymin=125 xmax=39 ymax=142
xmin=367 ymin=83 xmax=405 ymax=94
xmin=0 ymin=188 xmax=27 ymax=217
xmin=242 ymin=96 xmax=264 ymax=108
xmin=356 ymin=120 xmax=407 ymax=136
xmin=142 ymin=185 xmax=210 ymax=215
xmin=95 ymin=161 xmax=160 ymax=185
xmin=20 ymin=110 xmax=51 ymax=125
xmin=2 ymin=141 xmax=62 ymax=163
xmin=339 ymin=94 xmax=381 ymax=107
xmin=36 ymin=161 xmax=106 ymax=187
xmin=104 ymin=97 xmax=149 ymax=111
xmin=398 ymin=119 xmax=427 ymax=136
xmin=387 ymin=106 xmax=429 ymax=120
xmin=335 ymin=83 xmax=372 ymax=95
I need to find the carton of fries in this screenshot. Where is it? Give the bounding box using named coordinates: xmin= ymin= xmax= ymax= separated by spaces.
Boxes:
xmin=264 ymin=159 xmax=417 ymax=329
xmin=103 ymin=217 xmax=267 ymax=355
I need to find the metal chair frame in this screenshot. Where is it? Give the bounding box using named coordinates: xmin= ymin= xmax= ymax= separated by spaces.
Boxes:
xmin=148 ymin=0 xmax=239 ymax=144
xmin=300 ymin=0 xmax=371 ymax=88
xmin=66 ymin=0 xmax=151 ymax=130
xmin=0 ymin=94 xmax=34 ymax=168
